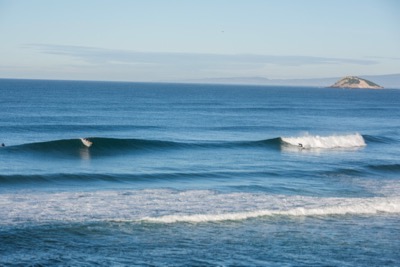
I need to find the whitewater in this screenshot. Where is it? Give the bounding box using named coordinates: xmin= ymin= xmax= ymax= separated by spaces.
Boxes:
xmin=2 ymin=189 xmax=398 ymax=226
xmin=1 ymin=80 xmax=399 ymax=266
xmin=281 ymin=133 xmax=366 ymax=149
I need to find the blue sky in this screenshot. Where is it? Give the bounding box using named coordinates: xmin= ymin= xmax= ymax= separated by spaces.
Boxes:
xmin=0 ymin=0 xmax=399 ymax=81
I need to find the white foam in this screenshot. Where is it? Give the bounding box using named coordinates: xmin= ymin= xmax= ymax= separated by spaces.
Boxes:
xmin=143 ymin=197 xmax=400 ymax=223
xmin=1 ymin=189 xmax=399 ymax=226
xmin=281 ymin=133 xmax=366 ymax=149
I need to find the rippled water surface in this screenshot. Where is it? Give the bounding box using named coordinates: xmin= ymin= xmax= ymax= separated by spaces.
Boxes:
xmin=1 ymin=79 xmax=399 ymax=266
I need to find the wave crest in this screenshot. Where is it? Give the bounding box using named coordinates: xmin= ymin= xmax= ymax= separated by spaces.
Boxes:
xmin=281 ymin=133 xmax=366 ymax=149
xmin=1 ymin=133 xmax=377 ymax=159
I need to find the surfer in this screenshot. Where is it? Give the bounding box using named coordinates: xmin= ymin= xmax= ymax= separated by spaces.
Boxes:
xmin=298 ymin=143 xmax=303 ymax=148
xmin=1 ymin=143 xmax=4 ymax=147
xmin=80 ymin=138 xmax=93 ymax=148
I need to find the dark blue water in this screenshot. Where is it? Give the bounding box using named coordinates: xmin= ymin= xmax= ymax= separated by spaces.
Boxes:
xmin=1 ymin=79 xmax=399 ymax=266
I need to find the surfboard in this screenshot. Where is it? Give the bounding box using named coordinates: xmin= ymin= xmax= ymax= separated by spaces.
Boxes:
xmin=80 ymin=138 xmax=93 ymax=147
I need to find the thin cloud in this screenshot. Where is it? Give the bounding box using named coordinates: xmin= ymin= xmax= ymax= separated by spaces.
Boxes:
xmin=367 ymin=56 xmax=400 ymax=61
xmin=26 ymin=44 xmax=378 ymax=68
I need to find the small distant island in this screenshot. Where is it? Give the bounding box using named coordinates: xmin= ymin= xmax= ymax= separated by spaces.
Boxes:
xmin=329 ymin=76 xmax=383 ymax=89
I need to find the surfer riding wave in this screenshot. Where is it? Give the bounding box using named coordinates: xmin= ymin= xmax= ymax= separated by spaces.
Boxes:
xmin=80 ymin=138 xmax=93 ymax=147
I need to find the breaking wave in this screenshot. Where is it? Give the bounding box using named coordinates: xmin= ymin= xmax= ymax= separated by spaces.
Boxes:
xmin=281 ymin=133 xmax=366 ymax=149
xmin=1 ymin=133 xmax=375 ymax=158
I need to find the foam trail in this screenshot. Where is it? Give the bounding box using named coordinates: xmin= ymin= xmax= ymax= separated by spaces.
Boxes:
xmin=281 ymin=133 xmax=366 ymax=149
xmin=143 ymin=197 xmax=400 ymax=223
xmin=1 ymin=189 xmax=399 ymax=226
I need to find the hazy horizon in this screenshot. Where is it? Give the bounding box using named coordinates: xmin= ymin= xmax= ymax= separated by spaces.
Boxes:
xmin=1 ymin=0 xmax=399 ymax=82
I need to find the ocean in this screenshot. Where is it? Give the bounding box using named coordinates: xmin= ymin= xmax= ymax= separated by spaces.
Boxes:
xmin=0 ymin=79 xmax=399 ymax=266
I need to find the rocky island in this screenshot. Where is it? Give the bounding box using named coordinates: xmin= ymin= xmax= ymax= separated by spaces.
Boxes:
xmin=329 ymin=76 xmax=383 ymax=89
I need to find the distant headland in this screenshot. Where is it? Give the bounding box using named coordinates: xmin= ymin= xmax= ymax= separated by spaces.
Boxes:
xmin=328 ymin=76 xmax=383 ymax=89
xmin=179 ymin=73 xmax=400 ymax=88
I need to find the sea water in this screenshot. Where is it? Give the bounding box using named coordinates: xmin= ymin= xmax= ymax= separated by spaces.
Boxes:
xmin=0 ymin=79 xmax=399 ymax=266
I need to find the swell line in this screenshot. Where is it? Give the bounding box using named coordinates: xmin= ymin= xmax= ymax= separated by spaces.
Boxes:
xmin=1 ymin=137 xmax=281 ymax=156
xmin=0 ymin=170 xmax=280 ymax=185
xmin=0 ymin=133 xmax=393 ymax=158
